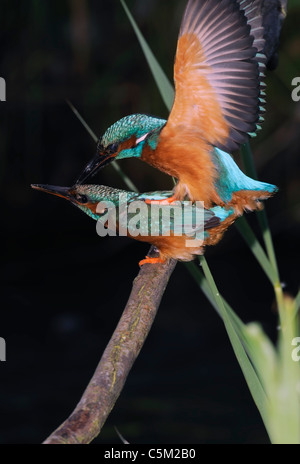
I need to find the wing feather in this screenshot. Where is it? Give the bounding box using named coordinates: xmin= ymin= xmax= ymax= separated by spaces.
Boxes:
xmin=163 ymin=0 xmax=266 ymax=153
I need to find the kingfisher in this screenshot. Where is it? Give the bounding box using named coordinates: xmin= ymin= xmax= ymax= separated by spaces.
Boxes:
xmin=31 ymin=183 xmax=237 ymax=265
xmin=76 ymin=0 xmax=277 ymax=213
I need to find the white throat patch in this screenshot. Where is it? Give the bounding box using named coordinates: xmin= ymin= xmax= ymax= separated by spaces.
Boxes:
xmin=135 ymin=133 xmax=149 ymax=145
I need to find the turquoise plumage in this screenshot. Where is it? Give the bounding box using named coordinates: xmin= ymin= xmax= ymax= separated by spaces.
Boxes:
xmin=31 ymin=183 xmax=235 ymax=265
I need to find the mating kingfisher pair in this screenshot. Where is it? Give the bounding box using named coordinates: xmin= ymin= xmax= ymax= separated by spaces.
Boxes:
xmin=33 ymin=0 xmax=277 ymax=266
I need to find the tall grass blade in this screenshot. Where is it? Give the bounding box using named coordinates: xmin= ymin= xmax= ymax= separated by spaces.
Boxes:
xmin=186 ymin=261 xmax=267 ymax=355
xmin=200 ymin=256 xmax=269 ymax=426
xmin=240 ymin=142 xmax=280 ymax=278
xmin=235 ymin=216 xmax=277 ymax=283
xmin=294 ymin=290 xmax=300 ymax=317
xmin=240 ymin=142 xmax=284 ymax=318
xmin=120 ymin=0 xmax=175 ymax=111
xmin=66 ymin=100 xmax=98 ymax=143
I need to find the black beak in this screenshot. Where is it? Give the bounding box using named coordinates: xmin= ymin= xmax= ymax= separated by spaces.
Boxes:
xmin=31 ymin=184 xmax=72 ymax=201
xmin=75 ymin=151 xmax=115 ymax=185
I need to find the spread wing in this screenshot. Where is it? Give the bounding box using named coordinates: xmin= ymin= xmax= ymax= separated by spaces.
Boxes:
xmin=163 ymin=0 xmax=266 ymax=153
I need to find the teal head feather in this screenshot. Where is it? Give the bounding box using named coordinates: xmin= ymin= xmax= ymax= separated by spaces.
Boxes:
xmin=76 ymin=114 xmax=166 ymax=184
xmin=101 ymin=114 xmax=166 ymax=151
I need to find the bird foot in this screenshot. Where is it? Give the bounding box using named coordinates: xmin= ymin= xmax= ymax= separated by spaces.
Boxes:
xmin=144 ymin=195 xmax=177 ymax=205
xmin=139 ymin=256 xmax=166 ymax=267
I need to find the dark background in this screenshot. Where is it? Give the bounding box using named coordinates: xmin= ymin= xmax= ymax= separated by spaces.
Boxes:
xmin=1 ymin=0 xmax=300 ymax=444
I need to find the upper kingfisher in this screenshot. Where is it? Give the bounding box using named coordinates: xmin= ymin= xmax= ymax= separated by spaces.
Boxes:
xmin=76 ymin=0 xmax=277 ymax=213
xmin=31 ymin=183 xmax=236 ymax=265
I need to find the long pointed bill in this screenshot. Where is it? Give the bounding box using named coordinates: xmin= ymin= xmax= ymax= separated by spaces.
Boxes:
xmin=75 ymin=152 xmax=115 ymax=185
xmin=31 ymin=184 xmax=72 ymax=200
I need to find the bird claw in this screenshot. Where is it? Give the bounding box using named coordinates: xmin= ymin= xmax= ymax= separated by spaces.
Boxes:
xmin=139 ymin=256 xmax=166 ymax=267
xmin=144 ymin=195 xmax=177 ymax=205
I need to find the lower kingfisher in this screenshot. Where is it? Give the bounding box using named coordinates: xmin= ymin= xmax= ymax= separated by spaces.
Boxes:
xmin=31 ymin=183 xmax=238 ymax=265
xmin=75 ymin=0 xmax=277 ymax=213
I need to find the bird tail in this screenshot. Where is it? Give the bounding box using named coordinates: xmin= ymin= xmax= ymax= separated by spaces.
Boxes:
xmin=204 ymin=205 xmax=236 ymax=246
xmin=212 ymin=147 xmax=277 ymax=213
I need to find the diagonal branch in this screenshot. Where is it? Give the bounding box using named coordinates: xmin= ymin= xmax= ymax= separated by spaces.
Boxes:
xmin=43 ymin=248 xmax=176 ymax=444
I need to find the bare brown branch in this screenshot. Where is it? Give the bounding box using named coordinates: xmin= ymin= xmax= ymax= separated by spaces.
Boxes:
xmin=43 ymin=248 xmax=176 ymax=444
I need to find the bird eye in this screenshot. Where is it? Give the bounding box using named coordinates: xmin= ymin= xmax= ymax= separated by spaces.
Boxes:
xmin=106 ymin=142 xmax=118 ymax=154
xmin=75 ymin=194 xmax=88 ymax=204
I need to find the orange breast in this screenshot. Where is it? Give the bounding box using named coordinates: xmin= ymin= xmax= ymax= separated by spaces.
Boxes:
xmin=142 ymin=127 xmax=222 ymax=206
xmin=131 ymin=233 xmax=204 ymax=262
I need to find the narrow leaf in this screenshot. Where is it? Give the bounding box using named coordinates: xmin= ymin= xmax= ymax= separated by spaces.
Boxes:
xmin=240 ymin=142 xmax=280 ymax=278
xmin=66 ymin=99 xmax=97 ymax=143
xmin=120 ymin=0 xmax=175 ymax=112
xmin=235 ymin=216 xmax=277 ymax=284
xmin=66 ymin=100 xmax=138 ymax=192
xmin=294 ymin=289 xmax=300 ymax=317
